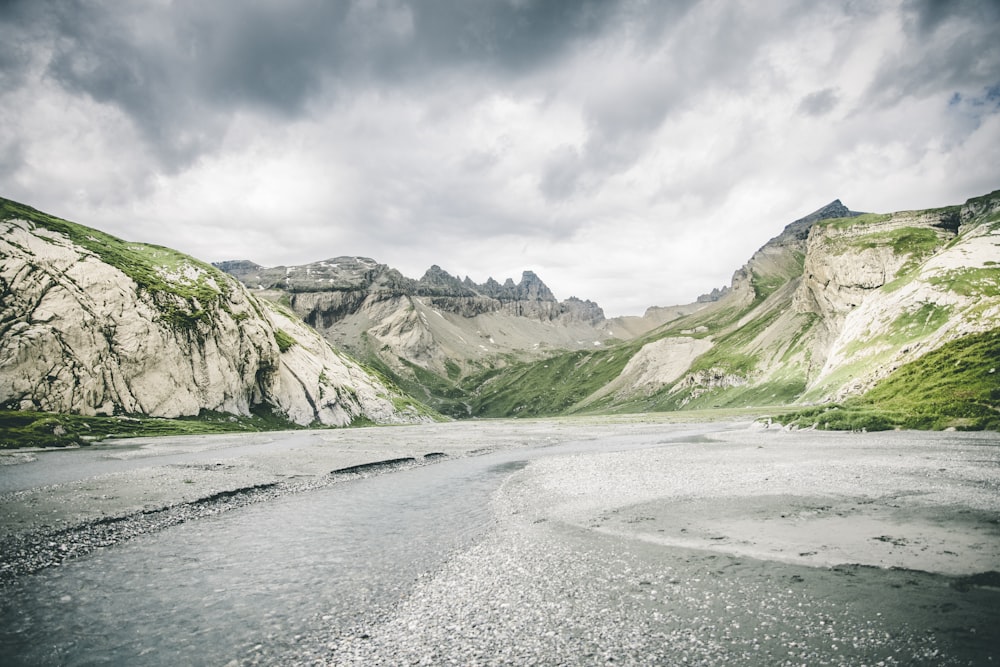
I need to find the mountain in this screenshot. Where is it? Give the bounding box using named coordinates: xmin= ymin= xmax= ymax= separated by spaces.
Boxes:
xmin=458 ymin=191 xmax=1000 ymax=428
xmin=4 ymin=188 xmax=998 ymax=436
xmin=0 ymin=197 xmax=435 ymax=435
xmin=216 ymin=257 xmax=622 ymax=415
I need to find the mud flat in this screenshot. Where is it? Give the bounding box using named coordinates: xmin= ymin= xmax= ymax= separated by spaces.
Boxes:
xmin=317 ymin=427 xmax=1000 ymax=666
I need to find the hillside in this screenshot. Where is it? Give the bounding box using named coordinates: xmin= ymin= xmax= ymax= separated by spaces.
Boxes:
xmin=0 ymin=198 xmax=435 ymax=445
xmin=217 ymin=257 xmax=661 ymax=415
xmin=445 ymin=192 xmax=1000 ymax=427
xmin=3 ymin=189 xmax=998 ymax=436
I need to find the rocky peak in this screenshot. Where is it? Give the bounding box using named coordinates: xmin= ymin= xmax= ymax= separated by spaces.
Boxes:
xmin=561 ymin=296 xmax=605 ymax=325
xmin=776 ymin=199 xmax=865 ymax=243
xmin=515 ymin=270 xmax=556 ymax=302
xmin=696 ymin=286 xmax=730 ymax=303
xmin=417 ymin=265 xmax=475 ymax=296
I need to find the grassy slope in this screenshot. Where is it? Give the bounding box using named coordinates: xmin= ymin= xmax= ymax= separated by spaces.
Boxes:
xmin=778 ymin=329 xmax=1000 ymax=431
xmin=1 ymin=197 xmax=442 ymax=446
xmin=463 ymin=343 xmax=642 ymax=418
xmin=456 ymin=243 xmax=808 ymax=418
xmin=0 ymin=407 xmax=302 ymax=449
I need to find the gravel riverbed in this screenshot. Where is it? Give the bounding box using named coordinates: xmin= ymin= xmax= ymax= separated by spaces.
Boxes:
xmin=2 ymin=421 xmax=999 ymax=665
xmin=296 ymin=427 xmax=1000 ymax=666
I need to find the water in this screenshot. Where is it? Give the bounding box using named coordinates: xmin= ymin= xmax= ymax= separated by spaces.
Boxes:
xmin=0 ymin=432 xmax=316 ymax=494
xmin=0 ymin=424 xmax=731 ymax=665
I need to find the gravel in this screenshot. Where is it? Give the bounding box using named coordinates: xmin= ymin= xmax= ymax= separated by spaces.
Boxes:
xmin=0 ymin=458 xmax=425 ymax=585
xmin=289 ymin=427 xmax=1000 ymax=666
xmin=3 ymin=422 xmax=998 ymax=665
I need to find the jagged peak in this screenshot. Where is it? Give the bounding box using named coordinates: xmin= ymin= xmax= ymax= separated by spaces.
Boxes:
xmin=753 ymin=199 xmax=868 ymax=251
xmin=419 ymin=264 xmax=458 ymax=284
xmin=798 ymin=199 xmax=852 ymax=223
xmin=213 ymin=259 xmax=262 ymax=273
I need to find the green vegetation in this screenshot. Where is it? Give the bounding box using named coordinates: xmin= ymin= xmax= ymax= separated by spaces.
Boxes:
xmin=838 ymin=302 xmax=952 ymax=363
xmin=750 ymin=273 xmax=787 ymax=302
xmin=846 ymin=226 xmax=943 ymax=274
xmin=274 ymin=328 xmax=297 ymax=352
xmin=821 ymin=212 xmax=893 ymax=230
xmin=464 ymin=344 xmax=639 ymax=418
xmin=1 ymin=197 xmax=233 ymax=329
xmin=928 ymin=267 xmax=1000 ymax=298
xmin=444 ymin=358 xmax=462 ymax=381
xmin=0 ymin=407 xmax=303 ymax=449
xmin=780 ymin=329 xmax=1000 ymax=431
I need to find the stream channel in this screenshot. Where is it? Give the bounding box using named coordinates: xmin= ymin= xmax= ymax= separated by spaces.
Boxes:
xmin=0 ymin=424 xmax=727 ymax=665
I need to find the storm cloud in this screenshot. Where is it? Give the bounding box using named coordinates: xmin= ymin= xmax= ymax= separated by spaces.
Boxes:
xmin=1 ymin=0 xmax=998 ymax=315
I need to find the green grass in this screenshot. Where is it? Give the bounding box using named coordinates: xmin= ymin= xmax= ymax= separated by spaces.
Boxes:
xmin=845 ymin=226 xmax=944 ymax=274
xmin=274 ymin=328 xmax=297 ymax=352
xmin=821 ymin=212 xmax=893 ymax=230
xmin=928 ymin=267 xmax=1000 ymax=298
xmin=750 ymin=273 xmax=787 ymax=301
xmin=464 ymin=344 xmax=638 ymax=418
xmin=0 ymin=407 xmax=303 ymax=449
xmin=353 ymin=353 xmax=456 ymax=419
xmin=780 ymin=329 xmax=1000 ymax=431
xmin=1 ymin=197 xmax=234 ymax=329
xmin=839 ymin=302 xmax=952 ymax=361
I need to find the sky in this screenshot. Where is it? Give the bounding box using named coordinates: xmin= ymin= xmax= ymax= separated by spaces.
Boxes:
xmin=1 ymin=0 xmax=999 ymax=317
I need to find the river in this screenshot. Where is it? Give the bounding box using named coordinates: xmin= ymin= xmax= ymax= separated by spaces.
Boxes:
xmin=0 ymin=422 xmax=732 ymax=665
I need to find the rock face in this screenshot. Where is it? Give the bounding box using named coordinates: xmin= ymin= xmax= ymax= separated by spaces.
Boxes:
xmin=478 ymin=191 xmax=998 ymax=419
xmin=0 ymin=198 xmax=430 ymax=426
xmin=794 ymin=197 xmax=1000 ymax=398
xmin=218 ymin=257 xmax=613 ymax=399
xmin=598 ymin=192 xmax=1000 ymax=411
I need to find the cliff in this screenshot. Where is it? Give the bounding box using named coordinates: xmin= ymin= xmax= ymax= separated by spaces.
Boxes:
xmin=0 ymin=198 xmax=432 ymax=427
xmin=456 ymin=190 xmax=1000 ymax=428
xmin=217 ymin=257 xmax=613 ymax=413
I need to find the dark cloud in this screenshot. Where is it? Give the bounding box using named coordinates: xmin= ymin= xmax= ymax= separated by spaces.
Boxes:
xmin=2 ymin=0 xmax=626 ymax=171
xmin=798 ymin=88 xmax=839 ymax=116
xmin=904 ymin=0 xmax=1000 ymax=34
xmin=3 ymin=0 xmax=999 ymax=314
xmin=866 ymin=0 xmax=1000 ymax=106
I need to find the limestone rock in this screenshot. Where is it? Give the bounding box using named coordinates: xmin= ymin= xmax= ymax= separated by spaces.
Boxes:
xmin=0 ymin=199 xmax=430 ymax=427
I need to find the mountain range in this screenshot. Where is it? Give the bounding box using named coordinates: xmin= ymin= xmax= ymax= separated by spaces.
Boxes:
xmin=2 ymin=189 xmax=999 ymax=444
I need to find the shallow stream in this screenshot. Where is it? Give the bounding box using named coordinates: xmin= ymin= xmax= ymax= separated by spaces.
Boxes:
xmin=0 ymin=424 xmax=725 ymax=665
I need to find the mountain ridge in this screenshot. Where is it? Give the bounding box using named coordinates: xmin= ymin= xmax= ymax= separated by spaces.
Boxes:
xmin=0 ymin=197 xmax=436 ymax=439
xmin=3 ymin=189 xmax=998 ymax=438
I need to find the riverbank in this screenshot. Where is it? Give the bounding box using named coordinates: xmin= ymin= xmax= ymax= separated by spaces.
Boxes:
xmin=3 ymin=421 xmax=998 ymax=665
xmin=312 ymin=427 xmax=1000 ymax=666
xmin=0 ymin=415 xmax=717 ymax=584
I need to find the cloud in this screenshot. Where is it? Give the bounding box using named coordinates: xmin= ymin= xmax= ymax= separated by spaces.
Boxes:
xmin=798 ymin=88 xmax=839 ymax=116
xmin=1 ymin=0 xmax=998 ymax=315
xmin=865 ymin=0 xmax=1000 ymax=107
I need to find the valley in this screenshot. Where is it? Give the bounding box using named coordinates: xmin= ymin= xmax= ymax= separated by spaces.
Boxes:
xmin=2 ymin=189 xmax=999 ymax=445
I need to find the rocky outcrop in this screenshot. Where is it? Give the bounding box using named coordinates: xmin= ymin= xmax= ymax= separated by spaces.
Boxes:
xmin=216 ymin=257 xmax=613 ymax=401
xmin=796 ymin=196 xmax=1000 ymax=398
xmin=672 ymin=367 xmax=750 ymax=405
xmin=792 ymin=210 xmax=955 ymax=326
xmin=0 ymin=198 xmax=431 ymax=426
